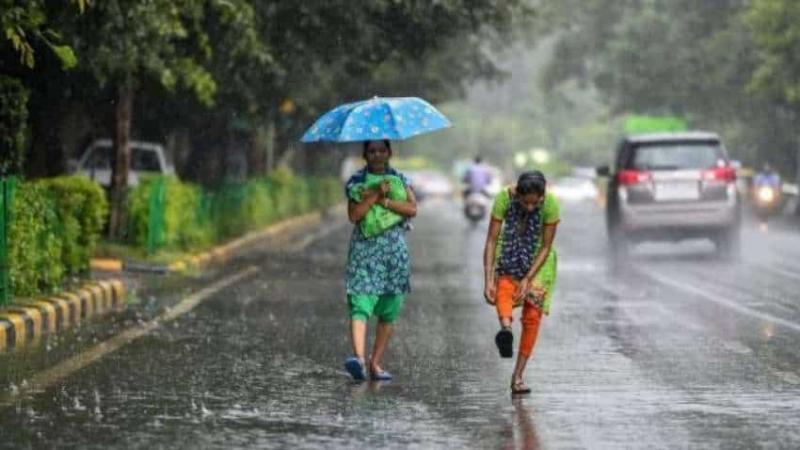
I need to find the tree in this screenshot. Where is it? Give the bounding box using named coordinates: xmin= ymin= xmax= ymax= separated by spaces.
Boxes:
xmin=70 ymin=0 xmax=232 ymax=239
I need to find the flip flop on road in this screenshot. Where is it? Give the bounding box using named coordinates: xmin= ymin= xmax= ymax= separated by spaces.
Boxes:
xmin=344 ymin=357 xmax=367 ymax=381
xmin=370 ymin=369 xmax=393 ymax=381
xmin=495 ymin=328 xmax=513 ymax=358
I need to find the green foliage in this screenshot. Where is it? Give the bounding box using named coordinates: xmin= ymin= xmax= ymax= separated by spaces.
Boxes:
xmin=747 ymin=0 xmax=800 ymax=104
xmin=543 ymin=0 xmax=800 ymax=169
xmin=8 ymin=182 xmax=61 ymax=296
xmin=1 ymin=0 xmax=82 ymax=69
xmin=127 ymin=172 xmax=340 ymax=255
xmin=128 ymin=176 xmax=214 ymax=251
xmin=41 ymin=176 xmax=108 ymax=275
xmin=0 ymin=76 xmax=29 ymax=176
xmin=7 ymin=176 xmax=108 ymax=296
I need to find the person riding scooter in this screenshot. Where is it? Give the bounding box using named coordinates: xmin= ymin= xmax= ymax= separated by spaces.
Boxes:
xmin=752 ymin=163 xmax=782 ymax=230
xmin=463 ymin=156 xmax=494 ymax=224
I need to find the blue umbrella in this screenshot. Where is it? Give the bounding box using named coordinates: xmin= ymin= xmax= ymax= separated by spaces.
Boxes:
xmin=300 ymin=96 xmax=452 ymax=143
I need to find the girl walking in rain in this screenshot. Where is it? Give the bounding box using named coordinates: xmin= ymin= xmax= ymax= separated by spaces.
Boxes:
xmin=343 ymin=139 xmax=417 ymax=381
xmin=483 ymin=171 xmax=560 ymax=394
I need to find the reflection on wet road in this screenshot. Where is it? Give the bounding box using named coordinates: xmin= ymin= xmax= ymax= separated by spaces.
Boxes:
xmin=1 ymin=199 xmax=800 ymax=448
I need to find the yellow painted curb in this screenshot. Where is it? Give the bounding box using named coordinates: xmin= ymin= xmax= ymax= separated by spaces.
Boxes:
xmin=0 ymin=279 xmax=127 ymax=352
xmin=90 ymin=258 xmax=124 ymax=272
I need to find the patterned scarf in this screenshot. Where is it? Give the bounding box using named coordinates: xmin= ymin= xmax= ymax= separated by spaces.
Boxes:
xmin=496 ymin=196 xmax=541 ymax=279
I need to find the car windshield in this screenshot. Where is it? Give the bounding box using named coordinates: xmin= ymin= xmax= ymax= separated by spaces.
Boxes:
xmin=86 ymin=146 xmax=161 ymax=172
xmin=630 ymin=143 xmax=723 ymax=170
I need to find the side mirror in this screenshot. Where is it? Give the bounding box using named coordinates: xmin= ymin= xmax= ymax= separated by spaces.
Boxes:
xmin=67 ymin=159 xmax=79 ymax=173
xmin=596 ymin=165 xmax=611 ymax=177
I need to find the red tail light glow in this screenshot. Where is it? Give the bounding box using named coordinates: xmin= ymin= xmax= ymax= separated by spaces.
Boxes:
xmin=617 ymin=170 xmax=652 ymax=186
xmin=702 ymin=167 xmax=736 ymax=182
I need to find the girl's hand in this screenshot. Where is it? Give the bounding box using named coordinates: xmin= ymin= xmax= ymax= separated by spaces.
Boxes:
xmin=527 ymin=284 xmax=546 ymax=306
xmin=484 ymin=282 xmax=497 ymax=305
xmin=379 ymin=180 xmax=391 ymax=196
xmin=514 ymin=278 xmax=530 ymax=303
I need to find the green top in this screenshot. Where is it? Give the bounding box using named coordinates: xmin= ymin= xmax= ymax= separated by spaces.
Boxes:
xmin=491 ymin=187 xmax=560 ymax=315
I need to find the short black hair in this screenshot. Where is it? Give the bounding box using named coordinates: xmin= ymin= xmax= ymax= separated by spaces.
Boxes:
xmin=517 ymin=170 xmax=546 ymax=196
xmin=362 ymin=140 xmax=392 ymax=158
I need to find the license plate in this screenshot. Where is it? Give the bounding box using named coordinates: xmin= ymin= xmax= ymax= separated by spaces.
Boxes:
xmin=655 ymin=182 xmax=699 ymax=201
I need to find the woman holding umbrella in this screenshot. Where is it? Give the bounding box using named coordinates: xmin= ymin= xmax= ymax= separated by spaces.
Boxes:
xmin=341 ymin=139 xmax=417 ymax=381
xmin=301 ymin=96 xmax=451 ymax=381
xmin=483 ymin=171 xmax=560 ymax=394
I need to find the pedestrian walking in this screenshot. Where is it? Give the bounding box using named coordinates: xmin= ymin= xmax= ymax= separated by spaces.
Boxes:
xmin=482 ymin=171 xmax=560 ymax=394
xmin=343 ymin=139 xmax=417 ymax=381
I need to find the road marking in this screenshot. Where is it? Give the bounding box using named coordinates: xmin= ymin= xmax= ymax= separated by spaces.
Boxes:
xmin=0 ymin=266 xmax=258 ymax=410
xmin=637 ymin=269 xmax=800 ymax=333
xmin=281 ymin=218 xmax=347 ymax=252
xmin=755 ymin=263 xmax=800 ymax=283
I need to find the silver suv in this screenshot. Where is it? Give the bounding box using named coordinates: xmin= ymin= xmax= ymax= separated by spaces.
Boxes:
xmin=599 ymin=132 xmax=741 ymax=257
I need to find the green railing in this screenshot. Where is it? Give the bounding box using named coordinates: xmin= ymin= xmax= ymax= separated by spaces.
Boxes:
xmin=0 ymin=177 xmax=16 ymax=306
xmin=146 ymin=177 xmax=166 ymax=256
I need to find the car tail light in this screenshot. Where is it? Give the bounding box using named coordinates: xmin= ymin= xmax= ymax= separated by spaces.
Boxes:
xmin=617 ymin=170 xmax=652 ymax=186
xmin=702 ymin=167 xmax=736 ymax=183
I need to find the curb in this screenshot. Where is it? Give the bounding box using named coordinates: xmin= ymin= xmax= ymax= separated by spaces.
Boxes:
xmin=0 ymin=280 xmax=126 ymax=352
xmin=91 ymin=205 xmax=340 ymax=275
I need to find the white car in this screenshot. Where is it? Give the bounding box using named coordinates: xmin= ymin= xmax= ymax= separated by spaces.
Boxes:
xmin=550 ymin=176 xmax=599 ymax=202
xmin=70 ymin=139 xmax=175 ymax=187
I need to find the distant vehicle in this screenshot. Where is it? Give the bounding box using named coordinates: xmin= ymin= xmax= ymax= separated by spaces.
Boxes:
xmin=598 ymin=132 xmax=741 ymax=258
xmin=550 ymin=176 xmax=599 ymax=203
xmin=70 ymin=139 xmax=175 ymax=188
xmin=406 ymin=170 xmax=454 ymax=200
xmin=463 ymin=190 xmax=491 ymax=225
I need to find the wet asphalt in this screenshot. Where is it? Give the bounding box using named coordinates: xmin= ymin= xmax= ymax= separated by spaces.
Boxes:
xmin=1 ymin=198 xmax=800 ymax=449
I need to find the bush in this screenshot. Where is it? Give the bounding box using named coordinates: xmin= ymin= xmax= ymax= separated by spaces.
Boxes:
xmin=8 ymin=183 xmax=62 ymax=296
xmin=41 ymin=176 xmax=108 ymax=275
xmin=127 ymin=176 xmax=214 ymax=252
xmin=124 ymin=171 xmax=343 ymax=256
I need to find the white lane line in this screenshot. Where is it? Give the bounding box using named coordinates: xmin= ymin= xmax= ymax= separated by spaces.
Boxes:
xmin=0 ymin=266 xmax=259 ymax=410
xmin=637 ymin=269 xmax=800 ymax=333
xmin=755 ymin=263 xmax=800 ymax=283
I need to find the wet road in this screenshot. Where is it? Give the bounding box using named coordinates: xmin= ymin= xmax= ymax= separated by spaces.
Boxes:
xmin=2 ymin=199 xmax=800 ymax=448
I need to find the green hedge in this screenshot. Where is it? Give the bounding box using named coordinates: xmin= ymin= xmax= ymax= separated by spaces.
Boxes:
xmin=8 ymin=176 xmax=108 ymax=296
xmin=127 ymin=170 xmax=341 ymax=254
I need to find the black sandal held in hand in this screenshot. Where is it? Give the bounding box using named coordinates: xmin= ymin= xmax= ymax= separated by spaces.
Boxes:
xmin=495 ymin=328 xmax=513 ymax=358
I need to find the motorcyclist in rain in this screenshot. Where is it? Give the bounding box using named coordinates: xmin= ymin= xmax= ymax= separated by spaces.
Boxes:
xmin=752 ymin=163 xmax=782 ymax=231
xmin=463 ymin=156 xmax=493 ymax=198
xmin=753 ymin=163 xmax=781 ymax=191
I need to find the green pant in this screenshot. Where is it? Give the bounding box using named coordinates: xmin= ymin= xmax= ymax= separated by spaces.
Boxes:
xmin=348 ymin=294 xmax=405 ymax=323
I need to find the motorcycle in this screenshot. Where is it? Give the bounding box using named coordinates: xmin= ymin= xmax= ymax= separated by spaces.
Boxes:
xmin=752 ymin=183 xmax=781 ymax=229
xmin=464 ymin=189 xmax=492 ymax=225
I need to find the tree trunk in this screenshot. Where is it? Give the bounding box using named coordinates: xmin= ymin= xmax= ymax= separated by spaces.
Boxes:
xmin=108 ymin=87 xmax=134 ymax=240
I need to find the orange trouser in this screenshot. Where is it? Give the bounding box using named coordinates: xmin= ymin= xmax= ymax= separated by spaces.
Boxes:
xmin=495 ymin=276 xmax=543 ymax=358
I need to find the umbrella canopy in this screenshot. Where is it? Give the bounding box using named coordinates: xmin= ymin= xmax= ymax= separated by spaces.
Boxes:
xmin=300 ymin=96 xmax=452 ymax=143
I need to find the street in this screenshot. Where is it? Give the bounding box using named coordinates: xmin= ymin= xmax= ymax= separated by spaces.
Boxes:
xmin=2 ymin=198 xmax=800 ymax=449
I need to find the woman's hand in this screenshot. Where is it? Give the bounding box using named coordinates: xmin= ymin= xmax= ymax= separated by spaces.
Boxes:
xmin=514 ymin=278 xmax=531 ymax=303
xmin=378 ymin=180 xmax=391 ymax=197
xmin=484 ymin=281 xmax=497 ymax=305
xmin=527 ymin=284 xmax=546 ymax=306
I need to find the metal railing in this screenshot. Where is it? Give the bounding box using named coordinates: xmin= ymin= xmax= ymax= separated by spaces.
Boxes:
xmin=0 ymin=177 xmax=16 ymax=306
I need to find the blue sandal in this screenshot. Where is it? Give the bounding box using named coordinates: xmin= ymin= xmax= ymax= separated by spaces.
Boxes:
xmin=344 ymin=357 xmax=367 ymax=381
xmin=370 ymin=368 xmax=393 ymax=381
